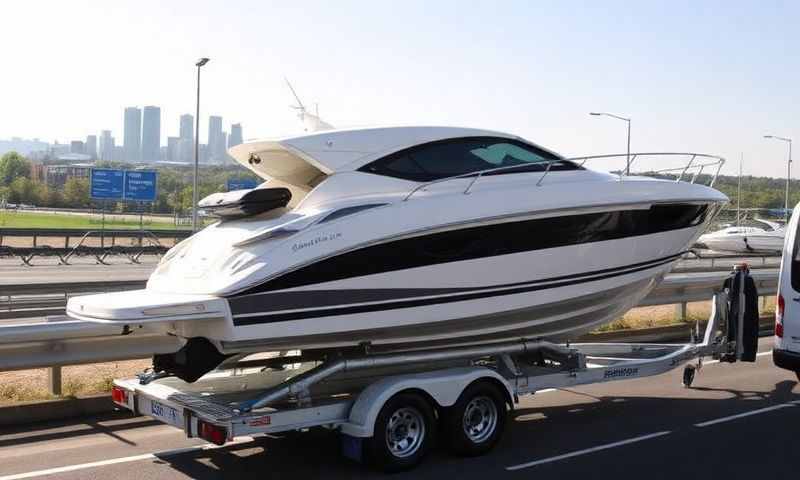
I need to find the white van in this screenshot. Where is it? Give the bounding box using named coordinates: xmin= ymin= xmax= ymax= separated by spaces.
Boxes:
xmin=774 ymin=203 xmax=800 ymax=379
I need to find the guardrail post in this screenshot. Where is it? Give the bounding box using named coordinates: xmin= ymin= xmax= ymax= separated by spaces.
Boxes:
xmin=675 ymin=301 xmax=687 ymax=322
xmin=48 ymin=366 xmax=62 ymax=396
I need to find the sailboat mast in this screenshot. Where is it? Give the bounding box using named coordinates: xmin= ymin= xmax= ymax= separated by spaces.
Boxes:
xmin=737 ymin=154 xmax=742 ymax=226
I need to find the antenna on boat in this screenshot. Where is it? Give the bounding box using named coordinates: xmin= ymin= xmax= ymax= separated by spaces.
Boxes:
xmin=285 ymin=78 xmax=335 ymax=133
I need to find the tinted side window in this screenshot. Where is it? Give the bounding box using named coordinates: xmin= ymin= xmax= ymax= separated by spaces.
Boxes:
xmin=359 ymin=137 xmax=580 ymax=182
xmin=792 ymin=217 xmax=800 ymax=291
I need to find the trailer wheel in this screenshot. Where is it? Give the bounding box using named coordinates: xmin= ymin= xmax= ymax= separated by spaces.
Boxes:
xmin=443 ymin=381 xmax=507 ymax=457
xmin=365 ymin=392 xmax=435 ymax=472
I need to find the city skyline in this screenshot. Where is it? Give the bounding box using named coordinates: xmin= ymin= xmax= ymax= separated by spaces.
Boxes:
xmin=0 ymin=104 xmax=243 ymax=166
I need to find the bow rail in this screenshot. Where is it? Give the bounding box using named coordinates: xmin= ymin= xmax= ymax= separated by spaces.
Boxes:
xmin=403 ymin=152 xmax=725 ymax=201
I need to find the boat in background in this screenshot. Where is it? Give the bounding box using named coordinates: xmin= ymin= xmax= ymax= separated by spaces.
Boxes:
xmin=66 ymin=126 xmax=727 ymax=382
xmin=696 ymin=218 xmax=785 ymax=253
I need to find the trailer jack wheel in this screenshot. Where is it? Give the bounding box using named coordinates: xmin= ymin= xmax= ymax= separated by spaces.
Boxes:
xmin=682 ymin=365 xmax=696 ymax=388
xmin=365 ymin=392 xmax=435 ymax=473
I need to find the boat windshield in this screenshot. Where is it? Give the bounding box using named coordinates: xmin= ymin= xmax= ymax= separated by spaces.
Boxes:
xmin=358 ymin=136 xmax=582 ymax=182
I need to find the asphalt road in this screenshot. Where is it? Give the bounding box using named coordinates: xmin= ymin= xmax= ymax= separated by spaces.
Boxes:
xmin=0 ymin=260 xmax=155 ymax=285
xmin=1 ymin=338 xmax=797 ymax=479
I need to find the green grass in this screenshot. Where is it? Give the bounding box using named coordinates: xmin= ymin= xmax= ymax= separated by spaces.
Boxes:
xmin=0 ymin=211 xmax=193 ymax=230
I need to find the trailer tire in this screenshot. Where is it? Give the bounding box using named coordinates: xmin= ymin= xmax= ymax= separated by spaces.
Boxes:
xmin=442 ymin=381 xmax=507 ymax=457
xmin=365 ymin=392 xmax=435 ymax=472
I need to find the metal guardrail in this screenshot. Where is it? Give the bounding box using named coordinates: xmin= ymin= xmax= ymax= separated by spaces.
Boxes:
xmin=0 ymin=228 xmax=191 ymax=265
xmin=0 ymin=227 xmax=191 ymax=244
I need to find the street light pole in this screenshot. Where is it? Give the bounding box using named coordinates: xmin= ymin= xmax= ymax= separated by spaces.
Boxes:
xmin=192 ymin=57 xmax=210 ymax=233
xmin=590 ymin=112 xmax=631 ymax=175
xmin=764 ymin=135 xmax=792 ymax=219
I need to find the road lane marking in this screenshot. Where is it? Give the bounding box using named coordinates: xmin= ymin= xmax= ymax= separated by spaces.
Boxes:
xmin=0 ymin=436 xmax=255 ymax=480
xmin=694 ymin=403 xmax=797 ymax=427
xmin=505 ymin=431 xmax=671 ymax=471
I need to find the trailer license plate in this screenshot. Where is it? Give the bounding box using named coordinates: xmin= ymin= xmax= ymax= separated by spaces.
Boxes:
xmin=151 ymin=400 xmax=179 ymax=426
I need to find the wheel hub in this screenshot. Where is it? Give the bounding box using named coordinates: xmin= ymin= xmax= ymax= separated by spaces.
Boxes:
xmin=385 ymin=407 xmax=425 ymax=458
xmin=462 ymin=396 xmax=498 ymax=443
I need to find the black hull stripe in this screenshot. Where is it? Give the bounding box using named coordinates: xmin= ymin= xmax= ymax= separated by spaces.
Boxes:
xmin=230 ymin=251 xmax=684 ymax=315
xmin=233 ymin=203 xmax=710 ymax=296
xmin=232 ymin=254 xmax=677 ymax=326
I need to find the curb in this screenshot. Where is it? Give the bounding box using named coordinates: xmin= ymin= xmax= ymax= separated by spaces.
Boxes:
xmin=0 ymin=318 xmax=777 ymax=427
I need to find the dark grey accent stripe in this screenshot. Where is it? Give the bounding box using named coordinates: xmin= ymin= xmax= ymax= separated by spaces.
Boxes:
xmin=230 ymin=252 xmax=683 ymax=316
xmin=231 ymin=254 xmax=678 ymax=326
xmin=222 ymin=279 xmax=647 ymax=352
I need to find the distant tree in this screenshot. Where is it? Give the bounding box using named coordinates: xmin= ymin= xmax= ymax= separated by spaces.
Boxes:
xmin=40 ymin=186 xmax=64 ymax=208
xmin=0 ymin=152 xmax=31 ymax=186
xmin=7 ymin=177 xmax=41 ymax=205
xmin=64 ymin=178 xmax=90 ymax=207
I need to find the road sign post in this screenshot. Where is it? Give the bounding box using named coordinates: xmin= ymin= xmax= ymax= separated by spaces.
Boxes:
xmin=91 ymin=169 xmax=158 ymax=243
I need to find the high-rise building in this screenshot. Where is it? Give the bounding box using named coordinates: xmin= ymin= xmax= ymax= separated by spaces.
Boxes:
xmin=123 ymin=107 xmax=142 ymax=162
xmin=221 ymin=131 xmax=228 ymax=162
xmin=178 ymin=138 xmax=193 ymax=164
xmin=229 ymin=123 xmax=243 ymax=148
xmin=166 ymin=136 xmax=179 ymax=163
xmin=179 ymin=114 xmax=193 ymax=142
xmin=99 ymin=130 xmax=114 ymax=161
xmin=70 ymin=140 xmax=85 ymax=154
xmin=113 ymin=145 xmax=125 ymax=162
xmin=199 ymin=143 xmax=208 ymax=164
xmin=141 ymin=106 xmax=161 ymax=163
xmin=208 ymin=115 xmax=223 ymax=163
xmin=85 ymin=135 xmax=97 ymax=160
xmin=179 ymin=114 xmax=194 ymax=163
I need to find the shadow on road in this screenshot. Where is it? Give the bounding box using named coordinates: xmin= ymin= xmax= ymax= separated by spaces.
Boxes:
xmin=144 ymin=379 xmax=800 ymax=479
xmin=0 ymin=410 xmax=161 ymax=448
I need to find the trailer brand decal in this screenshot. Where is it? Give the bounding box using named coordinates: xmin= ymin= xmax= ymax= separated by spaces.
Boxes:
xmin=603 ymin=367 xmax=639 ymax=379
xmin=292 ymin=232 xmax=342 ymax=253
xmin=248 ymin=416 xmax=271 ymax=427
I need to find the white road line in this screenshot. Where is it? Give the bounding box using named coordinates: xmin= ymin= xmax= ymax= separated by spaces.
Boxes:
xmin=0 ymin=436 xmax=255 ymax=480
xmin=505 ymin=431 xmax=671 ymax=471
xmin=694 ymin=403 xmax=797 ymax=427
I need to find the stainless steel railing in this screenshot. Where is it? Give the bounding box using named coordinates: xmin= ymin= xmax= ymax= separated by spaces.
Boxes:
xmin=403 ymin=152 xmax=725 ymax=201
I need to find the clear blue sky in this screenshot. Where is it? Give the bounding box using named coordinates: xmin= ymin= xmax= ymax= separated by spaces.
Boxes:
xmin=2 ymin=0 xmax=797 ymax=177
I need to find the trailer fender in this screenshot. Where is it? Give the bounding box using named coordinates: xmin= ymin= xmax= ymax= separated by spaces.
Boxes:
xmin=340 ymin=366 xmax=513 ymax=438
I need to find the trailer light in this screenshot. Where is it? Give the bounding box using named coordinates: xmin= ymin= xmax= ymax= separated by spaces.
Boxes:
xmin=111 ymin=386 xmax=129 ymax=405
xmin=198 ymin=420 xmax=228 ymax=446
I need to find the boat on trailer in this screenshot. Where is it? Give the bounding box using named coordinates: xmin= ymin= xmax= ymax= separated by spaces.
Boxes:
xmin=66 ymin=126 xmax=727 ymax=382
xmin=109 ymin=267 xmax=757 ymax=472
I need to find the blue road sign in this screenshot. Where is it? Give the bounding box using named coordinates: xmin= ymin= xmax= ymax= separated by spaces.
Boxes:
xmin=227 ymin=178 xmax=258 ymax=191
xmin=90 ymin=169 xmax=125 ymax=200
xmin=124 ymin=171 xmax=158 ymax=202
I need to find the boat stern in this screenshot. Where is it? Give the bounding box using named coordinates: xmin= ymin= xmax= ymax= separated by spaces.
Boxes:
xmin=66 ymin=289 xmax=231 ymax=326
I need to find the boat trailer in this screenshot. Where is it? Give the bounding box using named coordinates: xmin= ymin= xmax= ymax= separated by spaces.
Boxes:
xmin=108 ymin=267 xmax=762 ymax=472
